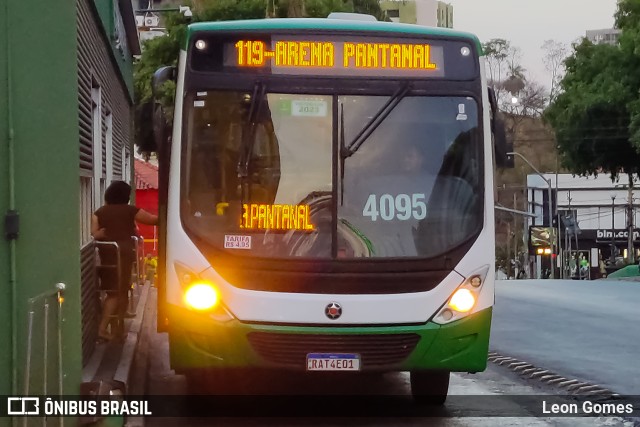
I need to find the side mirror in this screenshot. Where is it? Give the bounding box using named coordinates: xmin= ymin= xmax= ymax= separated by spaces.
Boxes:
xmin=152 ymin=66 xmax=176 ymax=153
xmin=494 ymin=117 xmax=514 ymax=168
xmin=488 ymin=88 xmax=514 ymax=169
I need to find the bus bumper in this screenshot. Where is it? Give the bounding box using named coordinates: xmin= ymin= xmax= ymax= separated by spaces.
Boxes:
xmin=167 ymin=305 xmax=491 ymax=374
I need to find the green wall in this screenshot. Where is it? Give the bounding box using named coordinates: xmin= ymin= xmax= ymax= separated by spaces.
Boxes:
xmin=0 ymin=0 xmax=11 ymax=398
xmin=1 ymin=0 xmax=82 ymax=398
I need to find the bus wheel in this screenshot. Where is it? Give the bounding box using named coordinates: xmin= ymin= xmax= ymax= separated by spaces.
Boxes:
xmin=410 ymin=370 xmax=450 ymax=405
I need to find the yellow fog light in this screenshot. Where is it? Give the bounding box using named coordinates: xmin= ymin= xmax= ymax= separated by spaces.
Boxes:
xmin=184 ymin=282 xmax=219 ymax=311
xmin=448 ymin=288 xmax=475 ymax=313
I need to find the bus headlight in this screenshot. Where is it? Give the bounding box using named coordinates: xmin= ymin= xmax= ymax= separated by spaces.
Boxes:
xmin=448 ymin=288 xmax=475 ymax=312
xmin=184 ymin=282 xmax=219 ymax=311
xmin=174 ymin=262 xmax=234 ymax=321
xmin=433 ymin=265 xmax=490 ymax=325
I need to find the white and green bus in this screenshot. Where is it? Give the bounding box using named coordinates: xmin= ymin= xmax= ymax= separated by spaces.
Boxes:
xmin=151 ymin=15 xmax=511 ymax=403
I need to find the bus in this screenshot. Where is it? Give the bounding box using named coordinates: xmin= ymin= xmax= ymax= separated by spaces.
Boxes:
xmin=151 ymin=15 xmax=511 ymax=404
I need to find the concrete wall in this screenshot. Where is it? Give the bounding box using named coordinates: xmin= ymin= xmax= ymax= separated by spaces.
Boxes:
xmin=416 ymin=0 xmax=438 ymax=27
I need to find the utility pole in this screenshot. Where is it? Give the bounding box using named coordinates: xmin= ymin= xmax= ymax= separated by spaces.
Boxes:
xmin=627 ymin=175 xmax=635 ymax=264
xmin=611 ymin=194 xmax=616 ymax=264
xmin=507 ymin=151 xmax=554 ymax=279
xmin=555 ymin=149 xmax=560 ymax=278
xmin=507 ymin=222 xmax=512 ymax=278
xmin=513 ymin=193 xmax=518 ymax=274
xmin=567 ymin=192 xmax=572 ymax=277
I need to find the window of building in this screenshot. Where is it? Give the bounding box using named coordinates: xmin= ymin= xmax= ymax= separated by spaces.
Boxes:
xmin=124 ymin=149 xmax=131 ymax=183
xmin=80 ymin=176 xmax=93 ymax=245
xmin=105 ymin=112 xmax=114 ymax=185
xmin=387 ymin=9 xmax=399 ymax=18
xmin=121 ymin=145 xmax=126 ymax=180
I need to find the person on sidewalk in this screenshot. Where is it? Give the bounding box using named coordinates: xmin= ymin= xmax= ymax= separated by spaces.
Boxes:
xmin=144 ymin=253 xmax=157 ymax=286
xmin=92 ymin=181 xmax=158 ymax=341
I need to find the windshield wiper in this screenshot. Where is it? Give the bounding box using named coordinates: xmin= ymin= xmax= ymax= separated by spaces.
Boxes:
xmin=237 ymin=82 xmax=267 ymax=202
xmin=340 ymin=82 xmax=411 ymax=159
xmin=339 ymin=82 xmax=411 ymax=205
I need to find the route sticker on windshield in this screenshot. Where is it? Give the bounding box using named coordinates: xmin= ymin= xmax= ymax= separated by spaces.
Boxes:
xmin=224 ymin=235 xmax=251 ymax=249
xmin=291 ymin=100 xmax=327 ymax=117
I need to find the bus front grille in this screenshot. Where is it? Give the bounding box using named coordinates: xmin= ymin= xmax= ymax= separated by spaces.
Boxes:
xmin=247 ymin=332 xmax=420 ymax=369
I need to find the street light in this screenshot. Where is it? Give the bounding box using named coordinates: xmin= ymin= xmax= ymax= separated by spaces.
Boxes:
xmin=508 ymin=151 xmax=555 ymax=279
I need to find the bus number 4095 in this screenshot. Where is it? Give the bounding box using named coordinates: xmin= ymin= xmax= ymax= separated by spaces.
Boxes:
xmin=362 ymin=193 xmax=427 ymax=221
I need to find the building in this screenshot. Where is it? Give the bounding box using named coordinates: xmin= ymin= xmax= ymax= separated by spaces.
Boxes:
xmin=135 ymin=0 xmax=193 ymax=44
xmin=586 ymin=28 xmax=621 ymax=45
xmin=526 ymin=173 xmax=640 ymax=279
xmin=380 ymin=0 xmax=453 ymax=27
xmin=135 ymin=159 xmax=159 ymax=256
xmin=0 ymin=0 xmax=139 ymax=397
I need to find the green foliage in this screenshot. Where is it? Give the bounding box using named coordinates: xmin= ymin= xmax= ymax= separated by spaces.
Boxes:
xmin=545 ymin=0 xmax=640 ymax=180
xmin=306 ymin=0 xmax=350 ymax=18
xmin=197 ymin=0 xmax=268 ymax=21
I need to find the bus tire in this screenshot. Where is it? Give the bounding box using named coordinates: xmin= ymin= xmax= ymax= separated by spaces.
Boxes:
xmin=410 ymin=370 xmax=450 ymax=405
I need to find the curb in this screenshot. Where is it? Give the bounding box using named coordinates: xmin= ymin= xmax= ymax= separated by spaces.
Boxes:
xmin=488 ymin=352 xmax=640 ymax=426
xmin=488 ymin=351 xmax=619 ymax=398
xmin=114 ymin=283 xmax=151 ymax=385
xmin=123 ymin=287 xmax=156 ymax=427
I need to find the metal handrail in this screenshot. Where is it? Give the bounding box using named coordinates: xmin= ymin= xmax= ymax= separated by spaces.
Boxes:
xmin=131 ymin=236 xmax=144 ymax=286
xmin=24 ymin=283 xmax=66 ymax=400
xmin=94 ymin=241 xmax=122 ymax=294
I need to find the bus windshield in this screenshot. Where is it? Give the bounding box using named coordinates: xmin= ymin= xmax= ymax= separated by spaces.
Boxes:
xmin=181 ymin=90 xmax=483 ymax=259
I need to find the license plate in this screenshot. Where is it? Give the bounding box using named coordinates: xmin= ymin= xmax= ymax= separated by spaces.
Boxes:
xmin=306 ymin=353 xmax=360 ymax=371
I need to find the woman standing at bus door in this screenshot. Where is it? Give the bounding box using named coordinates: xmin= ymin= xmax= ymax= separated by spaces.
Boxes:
xmin=91 ymin=181 xmax=158 ymax=341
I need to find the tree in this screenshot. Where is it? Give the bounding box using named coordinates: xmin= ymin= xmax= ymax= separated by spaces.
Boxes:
xmin=482 ymin=38 xmax=510 ymax=100
xmin=483 ymin=38 xmax=546 ymax=116
xmin=287 ymin=0 xmax=306 ymax=17
xmin=544 ymin=3 xmax=640 ymax=182
xmin=617 ymin=0 xmax=640 ymax=154
xmin=276 ymin=0 xmax=385 ymax=20
xmin=503 ymin=80 xmax=547 ymax=118
xmin=541 ymin=39 xmax=568 ymax=102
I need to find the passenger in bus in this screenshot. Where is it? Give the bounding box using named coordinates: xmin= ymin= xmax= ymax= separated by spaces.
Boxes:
xmin=92 ymin=181 xmax=158 ymax=341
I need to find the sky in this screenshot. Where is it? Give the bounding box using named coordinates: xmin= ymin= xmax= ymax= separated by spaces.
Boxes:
xmin=449 ymin=0 xmax=619 ymax=89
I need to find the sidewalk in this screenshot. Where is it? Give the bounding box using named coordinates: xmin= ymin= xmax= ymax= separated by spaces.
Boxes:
xmin=81 ymin=281 xmax=154 ymax=426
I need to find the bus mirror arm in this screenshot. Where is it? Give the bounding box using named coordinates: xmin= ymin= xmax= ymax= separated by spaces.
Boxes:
xmin=152 ymin=66 xmax=176 ymax=153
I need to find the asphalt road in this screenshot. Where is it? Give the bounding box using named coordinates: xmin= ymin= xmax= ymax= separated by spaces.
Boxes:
xmin=139 ymin=289 xmax=631 ymax=425
xmin=491 ymin=279 xmax=640 ymax=395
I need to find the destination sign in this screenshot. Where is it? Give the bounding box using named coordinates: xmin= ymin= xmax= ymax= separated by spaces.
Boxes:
xmin=189 ymin=34 xmax=474 ymax=78
xmin=233 ymin=40 xmax=438 ymax=71
xmin=241 ymin=203 xmax=314 ymax=231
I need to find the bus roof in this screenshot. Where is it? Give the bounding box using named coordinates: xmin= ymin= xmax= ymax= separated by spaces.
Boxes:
xmin=186 ymin=18 xmax=483 ymax=53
